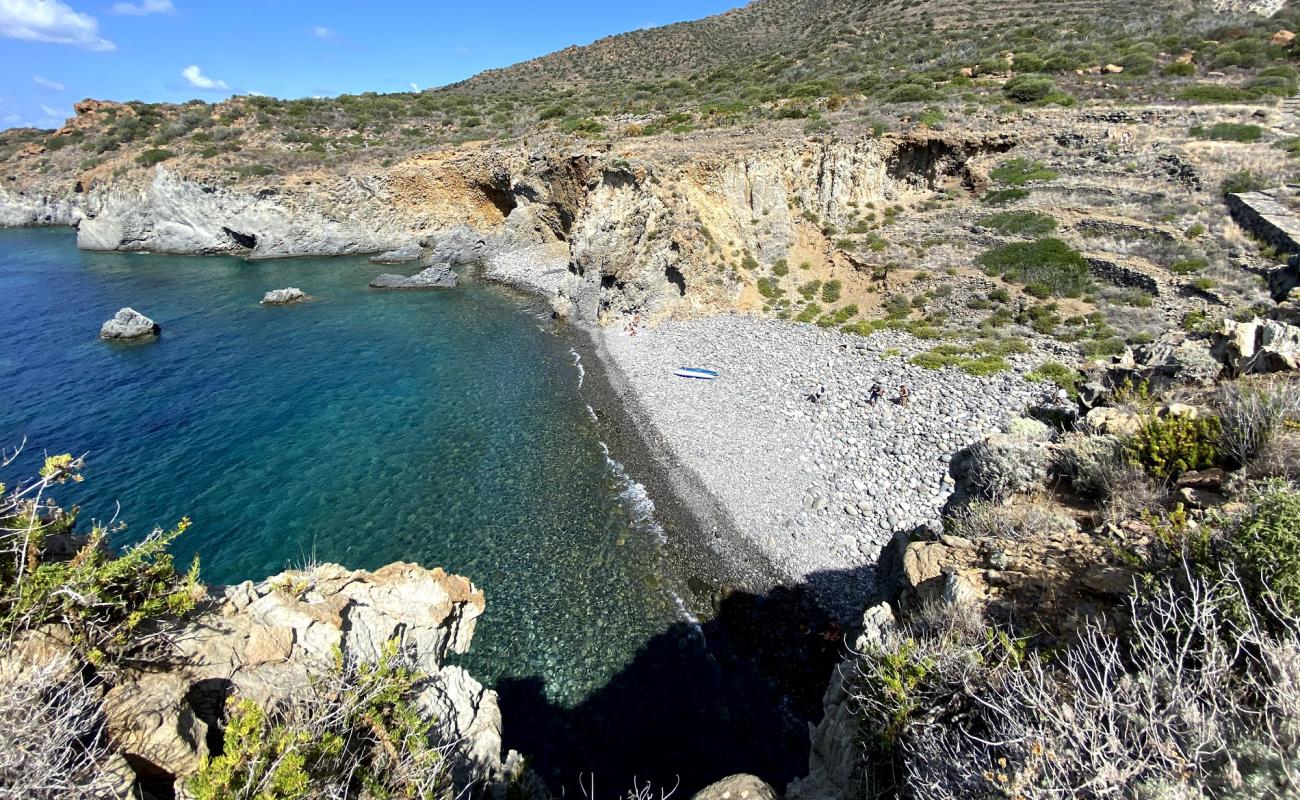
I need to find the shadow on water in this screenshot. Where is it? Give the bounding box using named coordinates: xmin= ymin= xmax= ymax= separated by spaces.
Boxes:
xmin=492 ymin=563 xmax=878 ymax=798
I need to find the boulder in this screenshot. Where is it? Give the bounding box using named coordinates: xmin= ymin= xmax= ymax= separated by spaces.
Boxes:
xmin=1268 ymin=258 xmax=1299 ymax=303
xmin=102 ymin=672 xmax=209 ymax=785
xmin=260 ymin=287 xmax=306 ymax=305
xmin=1273 ymin=29 xmax=1296 ymax=46
xmin=695 ymin=775 xmax=779 ymax=800
xmin=100 ymin=307 xmax=160 ymax=341
xmin=1211 ymin=317 xmax=1300 ymax=375
xmin=1104 ymin=63 xmax=1125 ymax=73
xmin=1084 ymin=406 xmax=1143 ymax=435
xmin=370 ymin=263 xmax=458 ymax=289
xmin=1178 ymin=468 xmax=1227 ymax=490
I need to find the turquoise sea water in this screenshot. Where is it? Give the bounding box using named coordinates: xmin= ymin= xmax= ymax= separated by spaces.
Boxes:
xmin=0 ymin=226 xmax=678 ymax=705
xmin=0 ymin=227 xmax=834 ymax=793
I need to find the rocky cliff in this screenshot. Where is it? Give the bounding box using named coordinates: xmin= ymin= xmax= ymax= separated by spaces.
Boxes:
xmin=0 ymin=562 xmax=522 ymax=799
xmin=0 ymin=129 xmax=1009 ymax=326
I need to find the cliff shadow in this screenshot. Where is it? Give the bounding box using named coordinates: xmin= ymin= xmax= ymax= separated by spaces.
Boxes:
xmin=493 ymin=562 xmax=879 ymax=798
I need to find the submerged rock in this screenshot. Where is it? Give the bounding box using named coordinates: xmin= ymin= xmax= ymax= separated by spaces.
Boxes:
xmin=370 ymin=263 xmax=458 ymax=289
xmin=261 ymin=287 xmax=306 ymax=305
xmin=100 ymin=307 xmax=160 ymax=341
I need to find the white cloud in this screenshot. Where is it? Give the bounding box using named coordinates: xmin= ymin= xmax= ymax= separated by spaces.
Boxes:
xmin=409 ymin=82 xmax=419 ymax=92
xmin=110 ymin=0 xmax=173 ymax=15
xmin=2 ymin=113 xmax=20 ymax=125
xmin=454 ymin=45 xmax=469 ymax=55
xmin=311 ymin=25 xmax=334 ymax=39
xmin=0 ymin=0 xmax=116 ymax=51
xmin=33 ymin=75 xmax=66 ymax=91
xmin=39 ymin=103 xmax=65 ymax=118
xmin=181 ymin=64 xmax=228 ymax=91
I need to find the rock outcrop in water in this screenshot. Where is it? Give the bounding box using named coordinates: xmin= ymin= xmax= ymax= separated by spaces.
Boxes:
xmin=100 ymin=307 xmax=161 ymax=340
xmin=261 ymin=287 xmax=306 ymax=304
xmin=370 ymin=263 xmax=459 ymax=289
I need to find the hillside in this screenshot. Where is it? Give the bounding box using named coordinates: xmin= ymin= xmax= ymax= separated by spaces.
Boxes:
xmin=2 ymin=0 xmax=1296 ymax=183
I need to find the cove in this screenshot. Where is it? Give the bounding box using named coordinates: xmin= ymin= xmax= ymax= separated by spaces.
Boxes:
xmin=0 ymin=227 xmax=835 ymax=794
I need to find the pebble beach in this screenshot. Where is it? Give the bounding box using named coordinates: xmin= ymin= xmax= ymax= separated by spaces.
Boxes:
xmin=597 ymin=314 xmax=1046 ymax=617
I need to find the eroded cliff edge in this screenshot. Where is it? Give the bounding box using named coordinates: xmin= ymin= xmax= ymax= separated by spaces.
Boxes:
xmin=0 ymin=124 xmax=1011 ymax=326
xmin=1 ymin=562 xmax=524 ymax=799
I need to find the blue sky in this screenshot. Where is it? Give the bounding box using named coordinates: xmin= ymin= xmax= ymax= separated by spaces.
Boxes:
xmin=0 ymin=0 xmax=745 ymax=130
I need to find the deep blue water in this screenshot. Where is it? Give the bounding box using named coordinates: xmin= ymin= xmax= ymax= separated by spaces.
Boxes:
xmin=0 ymin=226 xmax=678 ymax=706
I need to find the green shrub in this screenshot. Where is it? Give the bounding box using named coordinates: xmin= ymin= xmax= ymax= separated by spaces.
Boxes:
xmin=1003 ymin=75 xmax=1056 ymax=103
xmin=0 ymin=456 xmax=200 ymax=664
xmin=135 ymin=148 xmax=176 ymax=166
xmin=798 ymin=280 xmax=822 ymax=300
xmin=1189 ymin=122 xmax=1263 ymax=143
xmin=1224 ymin=480 xmax=1300 ymax=620
xmin=757 ymin=276 xmax=782 ymax=299
xmin=977 ymin=238 xmax=1091 ymax=298
xmin=982 ymin=188 xmax=1030 ymax=206
xmin=910 ymin=344 xmax=1009 ymax=376
xmin=960 ymin=355 xmax=1011 ymax=376
xmin=1026 ymin=361 xmax=1083 ymax=398
xmin=188 ymin=640 xmax=450 ymax=800
xmin=977 ymin=210 xmax=1057 ymax=237
xmin=821 ymin=279 xmax=842 ymax=303
xmin=796 ymin=303 xmax=823 ymax=323
xmin=885 ymin=83 xmax=940 ymax=103
xmin=1125 ymin=413 xmax=1221 ymax=480
xmin=1276 ymin=137 xmax=1300 ymax=158
xmin=1177 ymin=84 xmax=1252 ymax=103
xmin=1162 ymin=61 xmax=1196 ymax=77
xmin=989 ymin=158 xmax=1058 ymax=186
xmin=772 ymin=258 xmax=789 ymax=277
xmin=1221 ymin=170 xmax=1266 ymax=198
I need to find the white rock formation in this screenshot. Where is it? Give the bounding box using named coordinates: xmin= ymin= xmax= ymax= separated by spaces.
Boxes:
xmin=100 ymin=307 xmax=160 ymax=340
xmin=260 ymin=287 xmax=306 ymax=304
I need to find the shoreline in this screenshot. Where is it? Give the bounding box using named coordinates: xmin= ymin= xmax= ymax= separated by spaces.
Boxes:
xmin=576 ymin=320 xmax=787 ymax=601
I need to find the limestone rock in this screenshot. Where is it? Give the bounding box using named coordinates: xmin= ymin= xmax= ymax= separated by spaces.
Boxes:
xmin=100 ymin=307 xmax=160 ymax=341
xmin=1179 ymin=486 xmax=1228 ymax=510
xmin=1268 ymin=257 xmax=1299 ymax=303
xmin=695 ymin=774 xmax=779 ymax=800
xmin=1273 ymin=29 xmax=1296 ymax=46
xmin=1084 ymin=406 xmax=1142 ymax=435
xmin=370 ymin=263 xmax=458 ymax=289
xmin=94 ymin=562 xmax=510 ymax=796
xmin=370 ymin=241 xmax=424 ymax=264
xmin=77 ymin=167 xmax=407 ymax=258
xmin=260 ymin=287 xmax=306 ymax=305
xmin=102 ymin=671 xmax=209 ymax=786
xmin=1211 ymin=317 xmax=1300 ymax=374
xmin=1178 ymin=468 xmax=1227 ymax=490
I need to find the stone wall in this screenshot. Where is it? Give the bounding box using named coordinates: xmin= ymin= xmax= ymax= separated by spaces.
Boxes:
xmin=1084 ymin=255 xmax=1161 ymax=295
xmin=1227 ymin=190 xmax=1300 ymax=257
